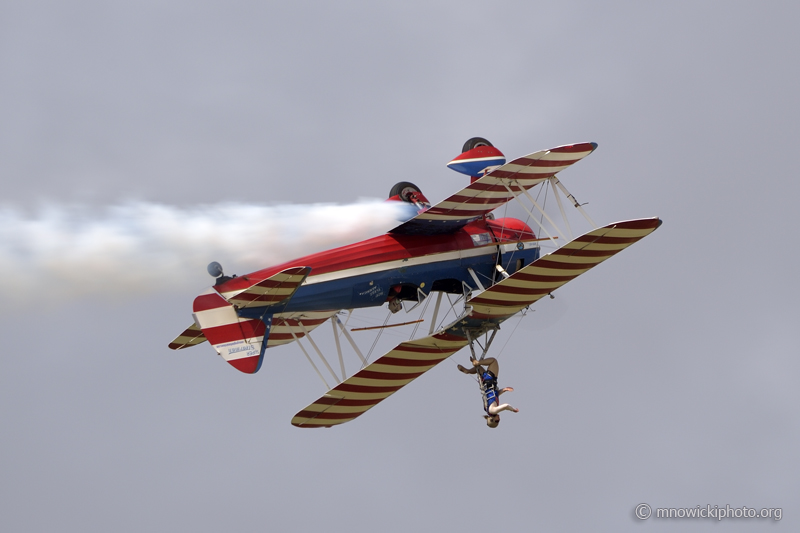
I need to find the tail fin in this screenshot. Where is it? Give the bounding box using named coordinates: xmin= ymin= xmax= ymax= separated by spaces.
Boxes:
xmin=192 ymin=289 xmax=270 ymax=374
xmin=190 ymin=266 xmax=311 ymax=374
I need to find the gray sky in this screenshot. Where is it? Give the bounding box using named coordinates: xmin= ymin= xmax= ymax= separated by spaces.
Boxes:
xmin=1 ymin=2 xmax=798 ymax=531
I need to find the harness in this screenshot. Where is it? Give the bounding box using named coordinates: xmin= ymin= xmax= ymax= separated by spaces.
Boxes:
xmin=479 ymin=370 xmax=499 ymax=414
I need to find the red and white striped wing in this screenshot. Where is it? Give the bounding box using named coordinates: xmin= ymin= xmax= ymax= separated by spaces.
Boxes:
xmin=291 ymin=332 xmax=469 ymax=428
xmin=468 ymin=218 xmax=662 ymax=320
xmin=392 ymin=142 xmax=597 ymax=235
xmin=222 ymin=266 xmax=310 ymax=308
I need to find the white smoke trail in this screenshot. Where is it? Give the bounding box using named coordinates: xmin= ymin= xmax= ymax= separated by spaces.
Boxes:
xmin=0 ymin=199 xmax=409 ymax=304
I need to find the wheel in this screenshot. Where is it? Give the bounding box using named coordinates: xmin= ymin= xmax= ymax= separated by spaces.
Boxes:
xmin=462 ymin=137 xmax=493 ymax=153
xmin=389 ymin=181 xmax=422 ymax=202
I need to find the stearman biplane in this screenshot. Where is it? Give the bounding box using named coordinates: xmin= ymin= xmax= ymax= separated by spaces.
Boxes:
xmin=168 ymin=137 xmax=661 ymax=427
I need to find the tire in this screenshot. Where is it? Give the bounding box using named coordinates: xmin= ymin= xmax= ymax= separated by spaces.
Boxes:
xmin=389 ymin=181 xmax=422 ymax=202
xmin=462 ymin=137 xmax=493 ymax=153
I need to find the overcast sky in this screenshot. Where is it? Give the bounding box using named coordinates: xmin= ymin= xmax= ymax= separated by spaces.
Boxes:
xmin=1 ymin=2 xmax=798 ymax=531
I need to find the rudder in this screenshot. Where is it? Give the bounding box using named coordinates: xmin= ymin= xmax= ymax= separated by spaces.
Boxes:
xmin=192 ymin=288 xmax=272 ymax=374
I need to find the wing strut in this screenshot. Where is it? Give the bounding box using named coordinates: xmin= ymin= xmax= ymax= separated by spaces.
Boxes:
xmin=550 ymin=176 xmax=598 ymax=228
xmin=298 ymin=321 xmax=339 ymax=382
xmin=333 ymin=314 xmax=367 ymax=366
xmin=503 ymin=181 xmax=562 ymax=247
xmin=428 ymin=291 xmax=444 ymax=335
xmin=467 ymin=267 xmax=486 ymax=292
xmin=549 ymin=177 xmax=573 ymax=240
xmin=428 ymin=288 xmax=472 ymax=334
xmin=289 ymin=328 xmax=331 ymax=390
xmin=332 ymin=319 xmax=346 ymax=382
xmin=465 ymin=327 xmax=499 ymax=362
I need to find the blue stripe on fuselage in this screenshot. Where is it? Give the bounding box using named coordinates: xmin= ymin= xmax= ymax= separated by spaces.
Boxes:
xmin=236 ymin=245 xmax=540 ymax=319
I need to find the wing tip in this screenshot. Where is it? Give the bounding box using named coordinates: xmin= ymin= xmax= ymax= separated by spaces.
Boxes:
xmin=291 ymin=415 xmax=342 ymax=428
xmin=608 ymin=216 xmax=662 ymax=231
xmin=167 ymin=325 xmax=207 ymax=351
xmin=548 ymin=141 xmax=598 ymax=154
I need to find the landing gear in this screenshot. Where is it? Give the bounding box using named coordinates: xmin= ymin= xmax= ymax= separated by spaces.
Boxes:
xmin=389 ymin=181 xmax=423 ymax=202
xmin=389 ymin=181 xmax=430 ymax=211
xmin=462 ymin=137 xmax=493 ymax=153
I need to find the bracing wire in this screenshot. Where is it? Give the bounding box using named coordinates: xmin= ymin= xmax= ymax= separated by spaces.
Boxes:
xmin=540 ymin=181 xmax=548 ymax=232
xmin=409 ymin=294 xmax=432 ymax=340
xmin=495 ymin=308 xmax=528 ymax=359
xmin=436 ymin=293 xmax=457 ymax=332
xmin=364 ymin=311 xmax=392 ymax=364
xmin=503 ymin=179 xmax=548 ymax=268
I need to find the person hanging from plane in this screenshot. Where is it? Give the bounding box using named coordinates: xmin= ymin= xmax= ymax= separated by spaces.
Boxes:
xmin=457 ymin=357 xmax=519 ymax=428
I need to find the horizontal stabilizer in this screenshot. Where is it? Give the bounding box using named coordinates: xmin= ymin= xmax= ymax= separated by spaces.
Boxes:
xmin=222 ymin=266 xmax=311 ymax=309
xmin=468 ymin=217 xmax=661 ymax=320
xmin=266 ymin=310 xmax=339 ymax=349
xmin=168 ymin=323 xmax=207 ymax=350
xmin=291 ymin=331 xmax=469 ymax=428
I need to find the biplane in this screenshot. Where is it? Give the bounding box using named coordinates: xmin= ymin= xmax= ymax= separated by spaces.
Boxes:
xmin=168 ymin=137 xmax=661 ymax=427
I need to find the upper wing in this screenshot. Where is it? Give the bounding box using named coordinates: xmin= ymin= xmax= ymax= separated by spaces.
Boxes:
xmin=391 ymin=142 xmax=597 ymax=235
xmin=468 ymin=218 xmax=662 ymax=320
xmin=291 ymin=331 xmax=469 ymax=428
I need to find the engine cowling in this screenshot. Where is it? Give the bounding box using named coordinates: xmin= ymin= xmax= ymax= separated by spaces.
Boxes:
xmin=486 ymin=217 xmax=536 ymax=241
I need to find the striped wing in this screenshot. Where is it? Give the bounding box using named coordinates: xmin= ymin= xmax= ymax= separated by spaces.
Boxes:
xmin=391 ymin=142 xmax=597 ymax=235
xmin=222 ymin=266 xmax=310 ymax=309
xmin=291 ymin=332 xmax=469 ymax=428
xmin=168 ymin=323 xmax=207 ymax=350
xmin=468 ymin=218 xmax=662 ymax=320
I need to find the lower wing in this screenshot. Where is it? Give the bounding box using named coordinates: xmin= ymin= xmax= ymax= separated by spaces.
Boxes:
xmin=291 ymin=331 xmax=469 ymax=427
